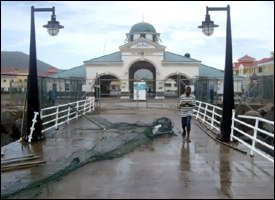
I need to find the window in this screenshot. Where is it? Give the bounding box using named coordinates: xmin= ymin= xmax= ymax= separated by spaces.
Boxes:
xmin=258 ymin=67 xmax=262 ymax=73
xmin=164 ymin=83 xmax=171 ymax=87
xmin=140 ymin=33 xmax=145 ymax=38
xmin=3 ymin=79 xmax=6 ymax=82
xmin=52 ymin=83 xmax=57 ymax=90
xmin=65 ymin=83 xmax=70 ymax=91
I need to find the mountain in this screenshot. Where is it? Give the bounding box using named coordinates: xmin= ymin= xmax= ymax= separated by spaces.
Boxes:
xmin=1 ymin=51 xmax=55 ymax=74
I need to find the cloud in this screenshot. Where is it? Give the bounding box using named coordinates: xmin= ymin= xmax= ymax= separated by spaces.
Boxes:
xmin=1 ymin=1 xmax=274 ymax=70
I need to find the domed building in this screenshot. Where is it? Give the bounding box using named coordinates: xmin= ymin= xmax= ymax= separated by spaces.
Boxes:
xmin=126 ymin=22 xmax=160 ymax=43
xmin=84 ymin=21 xmax=202 ymax=99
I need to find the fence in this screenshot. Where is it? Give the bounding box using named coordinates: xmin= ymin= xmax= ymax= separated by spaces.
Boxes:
xmin=40 ymin=97 xmax=95 ymax=133
xmin=193 ymin=100 xmax=274 ymax=163
xmin=1 ymin=74 xmax=86 ymax=109
xmin=193 ymin=100 xmax=223 ymax=132
xmin=1 ymin=74 xmax=274 ymax=110
xmin=231 ymin=109 xmax=274 ymax=163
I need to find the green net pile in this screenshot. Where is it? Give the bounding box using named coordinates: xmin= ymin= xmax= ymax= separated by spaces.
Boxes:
xmin=2 ymin=116 xmax=174 ymax=199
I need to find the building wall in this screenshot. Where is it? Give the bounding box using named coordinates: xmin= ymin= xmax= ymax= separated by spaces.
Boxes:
xmin=256 ymin=61 xmax=274 ymax=76
xmin=1 ymin=73 xmax=27 ymax=92
xmin=85 ymin=37 xmax=201 ymax=96
xmin=85 ymin=52 xmax=200 ymax=95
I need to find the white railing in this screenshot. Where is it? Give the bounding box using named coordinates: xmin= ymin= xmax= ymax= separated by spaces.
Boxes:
xmin=40 ymin=97 xmax=95 ymax=133
xmin=193 ymin=100 xmax=274 ymax=163
xmin=193 ymin=100 xmax=222 ymax=133
xmin=231 ymin=109 xmax=274 ymax=163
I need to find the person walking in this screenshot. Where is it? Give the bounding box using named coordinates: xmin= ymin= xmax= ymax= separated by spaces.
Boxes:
xmin=179 ymin=86 xmax=196 ymax=142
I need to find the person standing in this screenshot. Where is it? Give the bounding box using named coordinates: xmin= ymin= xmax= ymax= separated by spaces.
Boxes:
xmin=179 ymin=86 xmax=196 ymax=142
xmin=209 ymin=85 xmax=214 ymax=104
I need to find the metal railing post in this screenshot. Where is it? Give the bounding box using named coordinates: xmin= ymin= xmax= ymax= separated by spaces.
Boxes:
xmin=76 ymin=101 xmax=79 ymax=119
xmin=250 ymin=118 xmax=259 ymax=157
xmin=67 ymin=105 xmax=70 ymax=124
xmin=203 ymin=103 xmax=208 ymax=122
xmin=211 ymin=106 xmax=215 ymax=130
xmin=196 ymin=101 xmax=202 ymax=119
xmin=230 ymin=109 xmax=235 ymax=142
xmin=55 ymin=106 xmax=59 ymax=130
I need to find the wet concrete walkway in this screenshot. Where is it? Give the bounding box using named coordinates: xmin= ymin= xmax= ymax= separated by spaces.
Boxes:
xmin=1 ymin=108 xmax=274 ymax=199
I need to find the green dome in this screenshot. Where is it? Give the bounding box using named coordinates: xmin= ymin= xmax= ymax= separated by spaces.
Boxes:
xmin=129 ymin=22 xmax=156 ymax=34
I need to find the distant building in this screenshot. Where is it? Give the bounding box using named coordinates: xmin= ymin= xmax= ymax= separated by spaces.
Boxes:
xmin=50 ymin=22 xmax=249 ymax=100
xmin=233 ymin=52 xmax=274 ymax=101
xmin=83 ymin=21 xmax=245 ymax=99
xmin=84 ymin=22 xmax=201 ymax=99
xmin=1 ymin=65 xmax=59 ymax=92
xmin=233 ymin=53 xmax=274 ymax=78
xmin=49 ymin=65 xmax=86 ymax=92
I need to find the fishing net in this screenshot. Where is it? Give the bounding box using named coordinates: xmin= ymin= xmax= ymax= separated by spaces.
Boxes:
xmin=1 ymin=116 xmax=174 ymax=199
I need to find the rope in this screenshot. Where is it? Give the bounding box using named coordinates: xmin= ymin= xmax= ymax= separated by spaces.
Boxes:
xmin=194 ymin=119 xmax=247 ymax=154
xmin=234 ymin=94 xmax=274 ymax=131
xmin=71 ymin=107 xmax=106 ymax=131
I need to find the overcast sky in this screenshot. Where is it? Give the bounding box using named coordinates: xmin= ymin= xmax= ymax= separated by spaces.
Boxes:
xmin=1 ymin=1 xmax=274 ymax=70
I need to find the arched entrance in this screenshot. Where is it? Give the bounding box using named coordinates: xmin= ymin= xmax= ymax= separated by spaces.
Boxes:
xmin=95 ymin=75 xmax=119 ymax=98
xmin=164 ymin=74 xmax=190 ymax=97
xmin=129 ymin=61 xmax=156 ymax=98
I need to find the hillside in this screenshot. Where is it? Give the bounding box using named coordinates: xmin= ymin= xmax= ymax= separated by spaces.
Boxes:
xmin=1 ymin=51 xmax=54 ymax=74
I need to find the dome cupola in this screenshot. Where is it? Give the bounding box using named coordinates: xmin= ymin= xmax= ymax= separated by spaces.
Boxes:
xmin=126 ymin=22 xmax=160 ymax=43
xmin=129 ymin=22 xmax=157 ymax=34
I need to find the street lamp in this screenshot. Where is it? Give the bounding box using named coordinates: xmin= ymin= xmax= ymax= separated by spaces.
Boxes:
xmin=26 ymin=6 xmax=64 ymax=142
xmin=198 ymin=5 xmax=234 ymax=142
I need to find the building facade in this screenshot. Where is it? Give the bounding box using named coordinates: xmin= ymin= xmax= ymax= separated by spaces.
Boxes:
xmin=49 ymin=21 xmax=246 ymax=102
xmin=84 ymin=22 xmax=201 ymax=99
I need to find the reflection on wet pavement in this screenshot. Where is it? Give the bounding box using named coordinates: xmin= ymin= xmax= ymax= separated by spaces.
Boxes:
xmin=1 ymin=109 xmax=274 ymax=199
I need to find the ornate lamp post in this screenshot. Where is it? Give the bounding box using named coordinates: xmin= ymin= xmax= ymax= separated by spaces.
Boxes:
xmin=198 ymin=5 xmax=234 ymax=142
xmin=26 ymin=6 xmax=63 ymax=142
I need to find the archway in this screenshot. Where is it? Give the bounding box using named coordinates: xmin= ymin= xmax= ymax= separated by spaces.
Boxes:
xmin=129 ymin=61 xmax=156 ymax=98
xmin=164 ymin=74 xmax=190 ymax=97
xmin=95 ymin=74 xmax=119 ymax=97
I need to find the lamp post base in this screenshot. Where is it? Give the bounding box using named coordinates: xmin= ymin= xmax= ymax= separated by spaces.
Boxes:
xmin=22 ymin=134 xmax=45 ymax=143
xmin=216 ymin=134 xmax=230 ymax=142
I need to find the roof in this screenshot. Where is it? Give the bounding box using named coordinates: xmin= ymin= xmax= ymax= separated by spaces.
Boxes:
xmin=49 ymin=65 xmax=85 ymax=78
xmin=84 ymin=52 xmax=122 ymax=63
xmin=163 ymin=51 xmax=200 ymax=63
xmin=48 ymin=63 xmax=243 ymax=80
xmin=237 ymin=55 xmax=256 ymax=62
xmin=85 ymin=51 xmax=200 ymax=63
xmin=58 ymin=52 xmax=243 ymax=80
xmin=199 ymin=64 xmax=224 ymax=78
xmin=129 ymin=22 xmax=156 ymax=34
xmin=255 ymin=57 xmax=274 ymax=65
xmin=199 ymin=64 xmax=244 ymax=80
xmin=1 ymin=67 xmax=17 ymax=75
xmin=234 ymin=55 xmax=274 ymax=68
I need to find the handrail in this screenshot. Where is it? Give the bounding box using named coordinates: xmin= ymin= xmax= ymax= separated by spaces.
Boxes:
xmin=193 ymin=100 xmax=274 ymax=163
xmin=40 ymin=97 xmax=95 ymax=133
xmin=231 ymin=109 xmax=274 ymax=163
xmin=193 ymin=100 xmax=222 ymax=132
xmin=39 ymin=98 xmax=274 ymax=163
